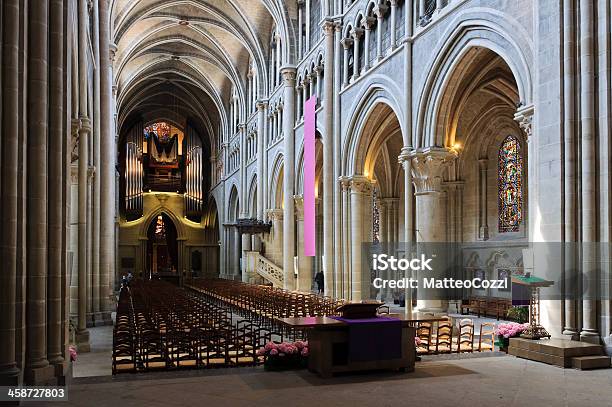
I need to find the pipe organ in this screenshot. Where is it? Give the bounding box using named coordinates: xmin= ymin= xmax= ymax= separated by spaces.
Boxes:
xmin=185 ymin=123 xmax=204 ymax=219
xmin=124 ymin=122 xmax=144 ymax=220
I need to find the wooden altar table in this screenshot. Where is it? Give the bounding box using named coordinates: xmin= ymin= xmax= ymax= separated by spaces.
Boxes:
xmin=279 ymin=313 xmax=446 ymax=378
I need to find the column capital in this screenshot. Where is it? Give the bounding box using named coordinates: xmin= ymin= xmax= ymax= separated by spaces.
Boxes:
xmin=256 ymin=99 xmax=268 ymax=110
xmin=293 ymin=195 xmax=304 ymax=220
xmin=398 ymin=146 xmax=414 ymax=164
xmin=341 ymin=37 xmax=354 ymax=49
xmin=374 ymin=4 xmax=389 ymax=18
xmin=351 ymin=27 xmax=364 ymax=40
xmin=280 ymin=66 xmax=297 ymax=86
xmin=478 ymin=158 xmax=488 ymax=169
xmin=339 ymin=176 xmax=351 ymax=190
xmin=87 ymin=166 xmax=96 ymax=181
xmin=78 ymin=117 xmax=92 ymax=133
xmin=109 ymin=43 xmax=118 ymax=62
xmin=349 ymin=175 xmax=373 ymax=194
xmin=514 ymin=103 xmax=534 ymax=138
xmin=266 ymin=208 xmax=284 ymax=221
xmin=363 ymin=16 xmax=376 ymax=29
xmin=322 ymin=19 xmax=335 ymax=36
xmin=409 ymin=147 xmax=457 ymax=194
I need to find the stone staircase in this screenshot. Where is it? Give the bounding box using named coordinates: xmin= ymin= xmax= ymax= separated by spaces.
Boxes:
xmin=509 ymin=337 xmax=611 ymax=370
xmin=246 ymin=252 xmax=283 ymax=288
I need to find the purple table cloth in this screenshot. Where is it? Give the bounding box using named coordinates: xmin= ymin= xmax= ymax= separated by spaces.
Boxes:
xmin=329 ymin=316 xmax=402 ymax=362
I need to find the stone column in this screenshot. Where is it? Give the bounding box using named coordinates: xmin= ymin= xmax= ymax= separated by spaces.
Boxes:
xmin=25 ymin=0 xmax=55 ymax=383
xmin=349 ymin=176 xmax=373 ymax=301
xmin=256 ymin=100 xmax=267 ymax=220
xmin=76 ymin=0 xmax=91 ymax=352
xmin=390 ymin=0 xmax=397 ymax=49
xmin=305 ymin=0 xmax=311 ymax=51
xmin=0 ymin=0 xmax=21 ymax=386
xmin=308 ymin=73 xmax=315 ymax=97
xmin=378 ymin=199 xmax=388 ymax=244
xmin=99 ymin=0 xmax=115 ymax=322
xmin=340 ymin=177 xmax=351 ymax=299
xmin=363 ymin=17 xmax=374 ymax=71
xmin=322 ymin=20 xmax=335 ymax=297
xmin=341 ymin=38 xmax=353 ymax=87
xmin=351 ymin=28 xmax=363 ymax=81
xmin=297 ymin=0 xmax=304 ymax=57
xmin=234 ymin=228 xmax=241 ymax=279
xmin=303 ymin=78 xmax=309 ymax=106
xmin=374 ymin=5 xmax=387 ymax=61
xmin=478 ymin=159 xmax=489 ymax=240
xmin=333 ymin=21 xmax=344 ymax=299
xmin=281 ymin=67 xmax=297 ymax=291
xmin=47 ymin=0 xmax=65 ymax=371
xmin=399 ymin=148 xmax=415 ymax=314
xmin=295 ymin=196 xmax=313 ymax=292
xmin=91 ymin=0 xmax=101 ymax=322
xmin=578 ymin=0 xmax=598 ymax=341
xmin=562 ymin=0 xmax=578 ymax=338
xmin=241 ymin=233 xmax=252 ymax=282
xmin=419 ymin=0 xmax=426 ymax=20
xmin=409 ymin=147 xmax=457 ymax=312
xmin=267 ymin=209 xmax=284 ymax=265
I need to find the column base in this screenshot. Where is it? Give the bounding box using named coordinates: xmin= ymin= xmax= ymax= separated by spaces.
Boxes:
xmin=415 ymin=300 xmax=448 ymax=314
xmin=0 ymin=366 xmax=20 ymax=386
xmin=53 ymin=360 xmax=70 ymax=386
xmin=562 ymin=329 xmax=580 ymax=341
xmin=87 ymin=311 xmax=113 ymax=327
xmin=580 ymin=330 xmax=600 ymax=344
xmin=24 ymin=364 xmax=56 ymax=386
xmin=76 ymin=329 xmax=91 ymax=353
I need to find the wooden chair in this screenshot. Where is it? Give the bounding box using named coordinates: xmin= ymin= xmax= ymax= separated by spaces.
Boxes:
xmin=416 ymin=322 xmax=432 ymax=355
xmin=433 ymin=321 xmax=453 ymax=354
xmin=453 ymin=318 xmax=474 ymax=353
xmin=479 ymin=322 xmax=496 ymax=352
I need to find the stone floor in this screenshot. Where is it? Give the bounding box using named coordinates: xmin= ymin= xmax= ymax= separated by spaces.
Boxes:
xmin=73 ymin=325 xmax=113 ymax=378
xmin=25 ymin=355 xmax=611 ymax=407
xmin=55 ymin=319 xmax=612 ymax=407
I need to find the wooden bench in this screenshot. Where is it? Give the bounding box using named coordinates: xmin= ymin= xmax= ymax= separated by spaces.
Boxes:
xmin=460 ymin=296 xmax=511 ymax=320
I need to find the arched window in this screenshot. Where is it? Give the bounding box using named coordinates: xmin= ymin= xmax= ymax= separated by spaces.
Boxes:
xmin=395 ymin=0 xmax=406 ymax=42
xmin=368 ymin=13 xmax=377 ymax=66
xmin=381 ymin=2 xmax=391 ymax=52
xmin=310 ymin=0 xmax=322 ymax=47
xmin=372 ymin=187 xmax=380 ymax=243
xmin=498 ymin=135 xmax=523 ymax=232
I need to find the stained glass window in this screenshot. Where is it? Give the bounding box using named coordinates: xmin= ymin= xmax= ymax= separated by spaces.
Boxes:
xmin=498 ymin=135 xmax=523 ymax=232
xmin=372 ymin=187 xmax=380 ymax=243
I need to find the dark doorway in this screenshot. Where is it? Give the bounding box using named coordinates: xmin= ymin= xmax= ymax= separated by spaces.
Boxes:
xmin=146 ymin=213 xmax=180 ymax=285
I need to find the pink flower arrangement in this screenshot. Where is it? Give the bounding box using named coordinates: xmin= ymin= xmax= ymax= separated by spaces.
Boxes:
xmin=414 ymin=336 xmax=422 ymax=346
xmin=258 ymin=341 xmax=309 ymax=359
xmin=69 ymin=345 xmax=78 ymax=362
xmin=496 ymin=322 xmax=530 ymax=338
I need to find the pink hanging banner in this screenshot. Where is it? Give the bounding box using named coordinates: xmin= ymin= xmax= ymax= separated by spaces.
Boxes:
xmin=303 ymin=96 xmax=317 ymax=257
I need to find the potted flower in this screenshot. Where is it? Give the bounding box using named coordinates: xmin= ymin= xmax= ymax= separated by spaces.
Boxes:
xmin=69 ymin=345 xmax=78 ymax=362
xmin=495 ymin=322 xmax=530 ymax=352
xmin=257 ymin=340 xmax=309 ymax=371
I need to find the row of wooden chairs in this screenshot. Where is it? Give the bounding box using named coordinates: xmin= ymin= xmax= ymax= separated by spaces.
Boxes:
xmin=112 ymin=280 xmax=285 ymax=374
xmin=460 ymin=297 xmax=512 ymax=320
xmin=416 ymin=318 xmax=496 ymax=354
xmin=187 ymin=279 xmax=345 ymax=335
